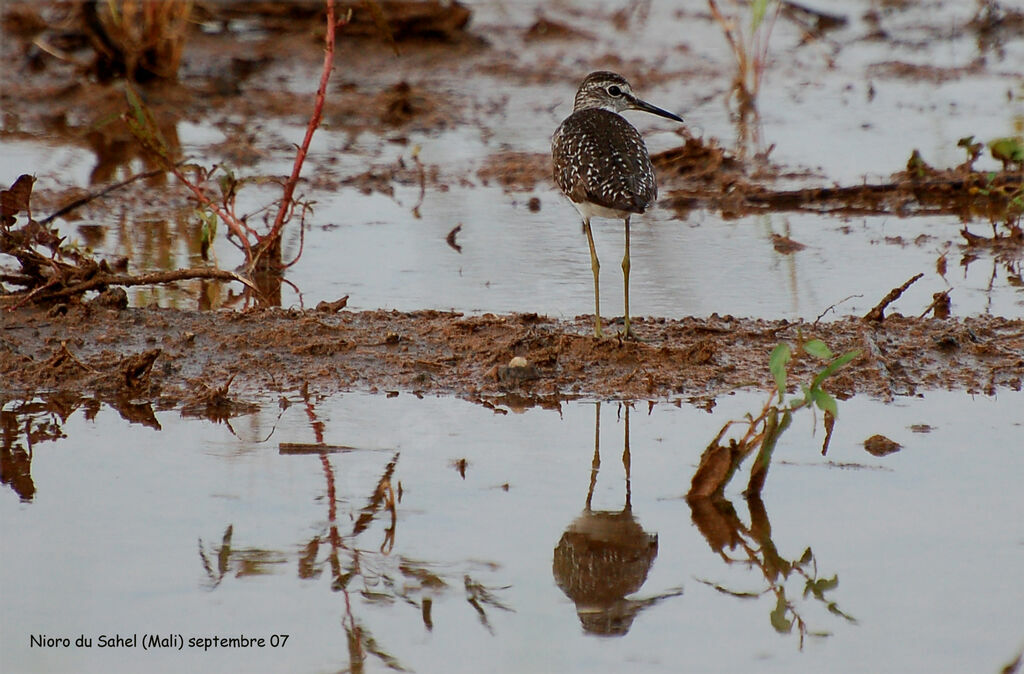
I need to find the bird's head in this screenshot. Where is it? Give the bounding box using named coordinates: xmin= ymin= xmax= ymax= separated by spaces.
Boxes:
xmin=572 ymin=71 xmax=683 ymax=123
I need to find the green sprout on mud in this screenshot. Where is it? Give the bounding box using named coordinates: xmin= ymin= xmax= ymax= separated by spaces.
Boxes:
xmin=688 ymin=337 xmax=860 ymax=501
xmin=708 ymin=0 xmax=781 ymax=117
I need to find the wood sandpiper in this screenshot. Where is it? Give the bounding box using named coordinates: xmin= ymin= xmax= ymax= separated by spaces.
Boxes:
xmin=552 ymin=71 xmax=683 ymax=338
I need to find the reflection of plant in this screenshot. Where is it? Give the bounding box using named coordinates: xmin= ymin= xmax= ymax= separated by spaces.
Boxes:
xmin=1 ymin=394 xmax=165 ymax=502
xmin=199 ymin=397 xmax=513 ymax=671
xmin=690 ymin=494 xmax=856 ymax=649
xmin=1 ymin=395 xmax=75 ymax=502
xmin=689 ymin=336 xmax=859 ymax=499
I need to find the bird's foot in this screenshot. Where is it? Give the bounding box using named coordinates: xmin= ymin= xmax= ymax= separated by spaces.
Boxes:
xmin=619 ymin=327 xmax=640 ymax=341
xmin=610 ymin=317 xmax=639 ymax=341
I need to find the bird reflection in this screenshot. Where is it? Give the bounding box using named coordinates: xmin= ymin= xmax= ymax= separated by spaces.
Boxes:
xmin=553 ymin=402 xmax=680 ymax=636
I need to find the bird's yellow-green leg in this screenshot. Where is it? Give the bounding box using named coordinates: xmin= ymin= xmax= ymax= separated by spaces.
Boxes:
xmin=583 ymin=220 xmax=603 ymax=338
xmin=621 ymin=216 xmax=635 ymax=339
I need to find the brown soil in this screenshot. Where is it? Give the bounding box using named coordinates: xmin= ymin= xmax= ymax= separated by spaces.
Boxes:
xmin=2 ymin=304 xmax=1021 ymax=414
xmin=3 ymin=2 xmax=1023 ymax=414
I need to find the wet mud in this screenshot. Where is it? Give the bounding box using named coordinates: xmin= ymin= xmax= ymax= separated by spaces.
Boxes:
xmin=2 ymin=304 xmax=1021 ymax=412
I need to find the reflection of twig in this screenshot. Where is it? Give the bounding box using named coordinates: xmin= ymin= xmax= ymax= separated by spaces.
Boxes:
xmin=352 ymin=453 xmax=400 ymax=538
xmin=464 ymin=574 xmax=514 ymax=634
xmin=40 ymin=166 xmax=176 ymax=226
xmin=198 ymin=524 xmax=233 ymax=589
xmin=411 ymin=146 xmax=426 ymax=218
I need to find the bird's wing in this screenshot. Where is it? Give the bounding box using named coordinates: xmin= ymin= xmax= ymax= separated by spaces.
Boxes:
xmin=552 ymin=109 xmax=657 ymax=214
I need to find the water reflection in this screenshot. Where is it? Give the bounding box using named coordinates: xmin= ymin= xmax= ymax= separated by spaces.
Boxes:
xmin=0 ymin=393 xmax=162 ymax=502
xmin=191 ymin=396 xmax=514 ymax=672
xmin=553 ymin=402 xmax=682 ymax=636
xmin=688 ymin=492 xmax=856 ymax=648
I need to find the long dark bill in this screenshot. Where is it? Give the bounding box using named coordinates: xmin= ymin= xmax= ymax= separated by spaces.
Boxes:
xmin=630 ymin=96 xmax=684 ymax=123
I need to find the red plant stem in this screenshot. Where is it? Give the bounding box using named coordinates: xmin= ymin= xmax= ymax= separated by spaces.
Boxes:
xmin=170 ymin=165 xmax=253 ymax=259
xmin=263 ymin=0 xmax=339 ymax=253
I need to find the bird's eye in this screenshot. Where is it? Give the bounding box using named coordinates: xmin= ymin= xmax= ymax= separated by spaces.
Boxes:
xmin=607 ymin=85 xmax=622 ymax=97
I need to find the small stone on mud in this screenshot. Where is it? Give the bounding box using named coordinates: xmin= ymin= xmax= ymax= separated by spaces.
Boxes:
xmin=495 ymin=356 xmax=538 ymax=385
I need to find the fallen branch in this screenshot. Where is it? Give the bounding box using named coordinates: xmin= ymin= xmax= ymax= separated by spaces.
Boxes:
xmin=40 ymin=166 xmax=175 ymax=226
xmin=862 ymin=273 xmax=923 ymax=322
xmin=14 ymin=267 xmax=256 ymax=304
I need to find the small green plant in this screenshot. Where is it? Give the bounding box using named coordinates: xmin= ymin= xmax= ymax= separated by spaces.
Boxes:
xmin=988 ymin=136 xmax=1024 ymax=171
xmin=957 ymin=135 xmax=984 ymax=166
xmin=708 ymin=0 xmax=781 ymax=116
xmin=122 ymin=1 xmax=348 ymax=284
xmin=688 ymin=336 xmax=860 ymax=500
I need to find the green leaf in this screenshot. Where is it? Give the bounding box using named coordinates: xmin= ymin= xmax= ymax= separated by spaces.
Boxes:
xmin=199 ymin=209 xmax=218 ymax=261
xmin=811 ymin=349 xmax=860 ymax=390
xmin=803 ymin=339 xmax=832 ymax=360
xmin=805 ymin=575 xmax=839 ymax=600
xmin=200 ymin=211 xmax=218 ymax=241
xmin=770 ymin=594 xmax=792 ymax=633
xmin=123 ymin=84 xmax=169 ymax=160
xmin=769 ymin=343 xmax=791 ymax=401
xmin=750 ymin=0 xmax=770 ymax=31
xmin=989 ymin=137 xmax=1024 ymax=163
xmin=810 ymin=388 xmax=838 ymax=417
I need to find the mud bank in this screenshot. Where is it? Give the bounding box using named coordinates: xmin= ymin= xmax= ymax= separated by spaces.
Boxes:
xmin=2 ymin=305 xmax=1021 ymax=411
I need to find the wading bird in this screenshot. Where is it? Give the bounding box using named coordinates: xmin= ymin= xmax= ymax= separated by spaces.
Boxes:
xmin=552 ymin=71 xmax=683 ymax=338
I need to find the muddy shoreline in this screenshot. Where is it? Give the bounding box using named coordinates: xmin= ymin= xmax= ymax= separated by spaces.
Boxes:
xmin=2 ymin=305 xmax=1021 ymax=413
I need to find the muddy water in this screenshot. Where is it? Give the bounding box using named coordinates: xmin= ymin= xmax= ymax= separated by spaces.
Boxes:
xmin=3 ymin=391 xmax=1022 ymax=673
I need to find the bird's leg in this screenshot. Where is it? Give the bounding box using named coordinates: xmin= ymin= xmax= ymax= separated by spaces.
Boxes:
xmin=621 ymin=216 xmax=635 ymax=339
xmin=583 ymin=219 xmax=603 ymax=338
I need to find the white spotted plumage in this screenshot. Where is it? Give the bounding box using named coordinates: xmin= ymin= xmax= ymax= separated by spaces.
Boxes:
xmin=550 ymin=71 xmax=683 ymax=338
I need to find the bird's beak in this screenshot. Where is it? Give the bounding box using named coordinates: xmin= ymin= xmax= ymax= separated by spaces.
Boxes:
xmin=629 ymin=95 xmax=684 ymax=123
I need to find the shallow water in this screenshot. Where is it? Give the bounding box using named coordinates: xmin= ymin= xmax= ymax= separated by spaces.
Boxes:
xmin=2 ymin=391 xmax=1023 ymax=673
xmin=2 ymin=3 xmax=1024 ymax=671
xmin=2 ymin=1 xmax=1022 ymax=318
